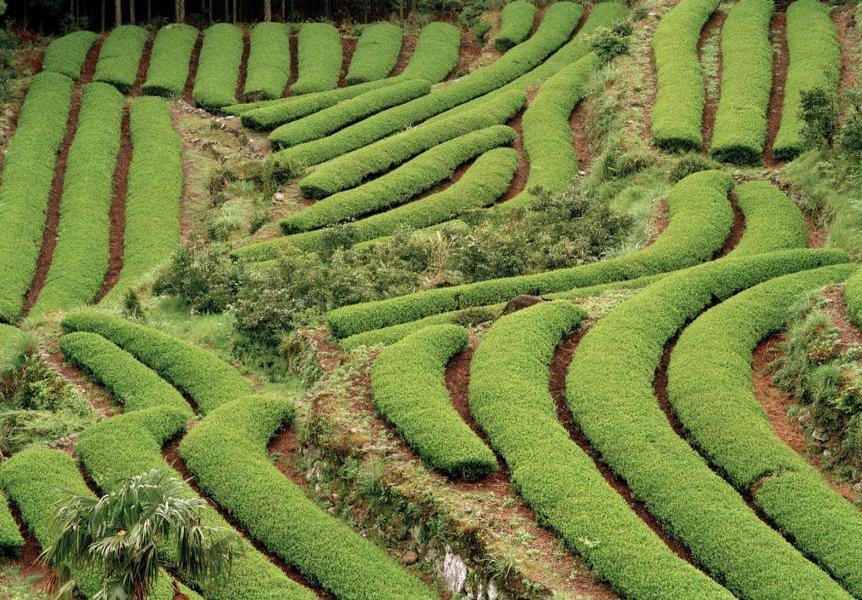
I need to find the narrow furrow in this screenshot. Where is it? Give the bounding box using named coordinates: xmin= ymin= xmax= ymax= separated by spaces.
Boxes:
xmin=182 ymin=32 xmax=204 ymax=103
xmin=282 ymin=34 xmax=300 ymax=97
xmin=570 ymin=98 xmax=591 ymax=171
xmin=697 ymin=10 xmax=725 ymax=153
xmin=337 ymin=35 xmax=357 ymax=88
xmin=236 ymin=28 xmax=251 ymax=102
xmin=130 ymin=32 xmax=153 ymax=97
xmin=388 ymin=33 xmax=417 ymax=77
xmin=714 ymin=190 xmax=744 ymax=258
xmin=5 ymin=500 xmax=51 ymax=586
xmin=500 ymin=109 xmax=528 ymax=202
xmin=764 ymin=12 xmax=788 ymax=167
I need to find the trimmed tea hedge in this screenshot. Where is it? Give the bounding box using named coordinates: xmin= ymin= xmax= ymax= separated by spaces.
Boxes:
xmin=0 ymin=491 xmax=23 ymax=557
xmin=651 ymin=0 xmax=720 ymax=151
xmin=93 ymin=25 xmax=148 ymax=93
xmin=470 ymin=301 xmax=733 ymax=600
xmin=270 ymin=79 xmax=430 ymax=148
xmin=281 ymin=125 xmax=515 ymax=233
xmin=192 ymin=23 xmax=244 ymax=110
xmin=345 ymin=22 xmax=403 ymax=84
xmin=61 ymin=310 xmax=253 ymax=413
xmin=42 ymin=30 xmax=99 ymax=80
xmin=297 ymin=90 xmax=525 ymax=199
xmin=668 ymin=263 xmax=862 ymax=596
xmin=372 ymin=325 xmax=497 ymax=480
xmin=325 ymin=170 xmax=734 ymax=339
xmin=0 ymin=448 xmax=201 ymax=600
xmin=709 ymin=0 xmax=773 ymax=164
xmin=270 ymin=2 xmax=582 ymax=175
xmin=495 ymin=1 xmax=537 ymax=51
xmin=290 ymin=23 xmax=342 ymax=95
xmin=728 ymin=180 xmax=807 ymax=257
xmin=0 ymin=71 xmax=73 ymax=323
xmin=244 ymin=22 xmax=292 ymax=100
xmin=104 ymin=97 xmax=182 ymax=302
xmin=398 ymin=21 xmax=460 ymax=82
xmin=236 ymin=147 xmax=516 ymax=260
xmin=32 ymin=82 xmax=124 ymax=315
xmin=566 ymin=248 xmax=853 ymax=600
xmin=179 ymin=395 xmax=437 ymax=600
xmin=772 ymin=0 xmax=840 ymax=161
xmin=141 ymin=23 xmax=198 ymax=97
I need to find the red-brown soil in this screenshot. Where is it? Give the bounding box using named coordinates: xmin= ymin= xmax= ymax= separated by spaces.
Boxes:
xmin=389 ymin=33 xmax=416 ymax=77
xmin=644 ymin=199 xmax=669 ymax=247
xmin=697 ymin=11 xmax=724 ymax=153
xmin=500 ymin=109 xmax=529 ymax=202
xmin=571 ymin=98 xmax=591 ymax=171
xmin=268 ymin=427 xmax=312 ymax=487
xmin=806 ymin=215 xmax=826 ymax=248
xmin=451 ymin=29 xmax=483 ymax=79
xmin=833 ymin=6 xmax=859 ymax=122
xmin=236 ymin=29 xmax=251 ymax=102
xmin=764 ymin=12 xmax=789 ymax=167
xmin=282 ymin=34 xmax=300 ymax=97
xmin=1 ymin=501 xmax=52 ymax=592
xmin=130 ymin=32 xmax=154 ymax=97
xmin=715 ymin=191 xmax=745 ymax=258
xmin=43 ymin=347 xmax=117 ymax=418
xmin=337 ymin=35 xmax=357 ymax=88
xmin=182 ymin=32 xmax=203 ymax=103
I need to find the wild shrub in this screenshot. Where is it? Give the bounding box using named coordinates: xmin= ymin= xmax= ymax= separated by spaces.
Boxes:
xmin=800 ymin=87 xmax=840 ymax=151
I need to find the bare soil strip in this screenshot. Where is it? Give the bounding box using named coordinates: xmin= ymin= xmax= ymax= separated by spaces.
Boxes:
xmin=131 ymin=32 xmax=154 ymax=97
xmin=571 ymin=99 xmax=591 ymax=171
xmin=282 ymin=34 xmax=299 ymax=97
xmin=337 ymin=35 xmax=358 ymax=88
xmin=500 ymin=109 xmax=528 ymax=202
xmin=236 ymin=29 xmax=251 ymax=102
xmin=764 ymin=12 xmax=789 ymax=167
xmin=451 ymin=29 xmax=483 ymax=79
xmin=698 ymin=11 xmax=724 ymax=153
xmin=182 ymin=32 xmax=203 ymax=104
xmin=389 ymin=33 xmax=416 ymax=77
xmin=714 ymin=191 xmax=744 ymax=258
xmin=3 ymin=500 xmax=52 ymax=590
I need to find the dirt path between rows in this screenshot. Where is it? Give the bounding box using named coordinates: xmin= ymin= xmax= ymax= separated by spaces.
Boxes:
xmin=2 ymin=501 xmax=52 ymax=592
xmin=389 ymin=33 xmax=416 ymax=77
xmin=337 ymin=35 xmax=357 ymax=88
xmin=236 ymin=28 xmax=251 ymax=102
xmin=715 ymin=191 xmax=744 ymax=258
xmin=182 ymin=32 xmax=203 ymax=103
xmin=130 ymin=33 xmax=153 ymax=97
xmin=698 ymin=11 xmax=724 ymax=153
xmin=764 ymin=12 xmax=789 ymax=168
xmin=571 ymin=98 xmax=591 ymax=171
xmin=500 ymin=109 xmax=528 ymax=202
xmin=282 ymin=34 xmax=300 ymax=96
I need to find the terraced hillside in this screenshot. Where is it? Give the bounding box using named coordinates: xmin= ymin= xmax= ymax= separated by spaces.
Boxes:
xmin=1 ymin=1 xmax=861 ymax=599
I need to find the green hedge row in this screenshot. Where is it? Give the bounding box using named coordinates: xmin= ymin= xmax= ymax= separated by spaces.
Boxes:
xmin=470 ymin=300 xmax=733 ymax=599
xmin=709 ymin=0 xmax=773 ymax=164
xmin=772 ymin=0 xmax=841 ymax=161
xmin=495 ymin=0 xmax=537 ymax=52
xmin=104 ymin=96 xmax=182 ymax=303
xmin=93 ymin=25 xmax=148 ymax=93
xmin=0 ymin=491 xmax=23 ymax=557
xmin=325 ymin=169 xmax=734 ymax=339
xmin=297 ymin=90 xmax=525 ymax=199
xmin=651 ymin=0 xmax=720 ymax=151
xmin=398 ymin=21 xmax=460 ymax=82
xmin=0 ymin=448 xmax=201 ymax=600
xmin=141 ymin=23 xmax=198 ymax=98
xmin=729 ymin=180 xmax=807 ymax=257
xmin=61 ymin=309 xmax=253 ymax=413
xmin=282 ymin=125 xmax=514 ymax=233
xmin=0 ymin=71 xmax=73 ymax=323
xmin=179 ymin=395 xmax=437 ymax=600
xmin=372 ymin=324 xmax=497 ymax=480
xmin=844 ymin=269 xmax=862 ymax=327
xmin=668 ymin=263 xmax=862 ymax=596
xmin=270 ymin=79 xmax=430 ymax=149
xmin=566 ymin=248 xmax=853 ymax=600
xmin=42 ymin=30 xmax=99 ymax=80
xmin=508 ymin=52 xmax=599 ymax=209
xmin=244 ymin=22 xmax=292 ymax=100
xmin=346 ymin=22 xmax=402 ymax=84
xmin=237 ymin=147 xmax=516 ymax=261
xmin=32 ymin=83 xmax=124 ymax=315
xmin=269 ymin=2 xmax=582 ymax=176
xmin=290 ymin=23 xmax=342 ymax=95
xmin=192 ymin=23 xmax=244 ymax=110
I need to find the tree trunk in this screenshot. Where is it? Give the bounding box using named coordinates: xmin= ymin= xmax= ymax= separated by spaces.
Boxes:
xmin=399 ymin=0 xmax=403 ymax=24
xmin=101 ymin=0 xmax=106 ymax=31
xmin=264 ymin=0 xmax=271 ymax=21
xmin=280 ymin=0 xmax=285 ymax=21
xmin=115 ymin=0 xmax=122 ymax=26
xmin=410 ymin=0 xmax=416 ymax=15
xmin=231 ymin=0 xmax=236 ymax=23
xmin=147 ymin=0 xmax=151 ymax=21
xmin=129 ymin=0 xmax=135 ymax=24
xmin=175 ymin=0 xmax=184 ymax=22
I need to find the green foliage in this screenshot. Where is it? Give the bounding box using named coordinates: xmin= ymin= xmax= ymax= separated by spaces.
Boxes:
xmin=397 ymin=21 xmax=460 ymax=82
xmin=567 ymin=249 xmax=854 ymax=600
xmin=42 ymin=30 xmax=98 ymax=80
xmin=587 ymin=24 xmax=630 ymax=64
xmin=179 ymin=395 xmax=437 ymax=600
xmin=61 ymin=309 xmax=253 ymax=413
xmin=141 ymin=24 xmax=198 ymax=98
xmin=470 ymin=300 xmax=732 ymax=599
xmin=799 ymin=87 xmax=840 ymax=151
xmin=325 ymin=170 xmax=734 ymax=339
xmin=192 ymin=23 xmax=243 ymax=110
xmin=773 ymin=0 xmax=840 ymax=161
xmin=104 ymin=96 xmax=182 ymax=303
xmin=155 ymin=246 xmax=245 ymax=313
xmin=730 ymin=180 xmax=807 ymax=257
xmin=839 ymin=90 xmax=862 ymax=154
xmin=0 ymin=491 xmax=23 ymax=556
xmin=372 ymin=324 xmax=497 ymax=479
xmin=494 ymin=1 xmax=536 ymax=52
xmin=32 ymin=82 xmax=124 ymax=315
xmin=281 ymin=125 xmax=515 ymax=233
xmin=669 ymin=152 xmax=720 ymax=182
xmin=243 ymin=22 xmax=291 ymax=100
xmin=0 ymin=71 xmax=73 ymax=323
xmin=710 ymin=0 xmax=773 ymax=164
xmin=345 ymin=22 xmax=402 ymax=84
xmin=270 ymin=79 xmax=431 ymax=149
xmin=651 ymin=0 xmax=719 ymax=151
xmin=290 ymin=23 xmax=342 ymax=95
xmin=93 ymin=25 xmax=148 ymax=93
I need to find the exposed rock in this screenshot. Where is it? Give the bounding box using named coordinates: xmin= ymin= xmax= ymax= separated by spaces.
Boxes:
xmin=402 ymin=550 xmax=419 ymax=565
xmin=441 ymin=546 xmax=468 ymax=594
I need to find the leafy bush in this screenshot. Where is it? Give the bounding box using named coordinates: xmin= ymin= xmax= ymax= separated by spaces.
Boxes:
xmin=345 ymin=22 xmax=402 ymax=84
xmin=179 ymin=395 xmax=437 ymax=600
xmin=398 ymin=21 xmax=460 ymax=82
xmin=772 ymin=0 xmax=841 ymax=160
xmin=32 ymin=82 xmax=124 ymax=315
xmin=93 ymin=25 xmax=148 ymax=93
xmin=495 ymin=1 xmax=536 ymax=52
xmin=42 ymin=30 xmax=99 ymax=80
xmin=372 ymin=324 xmax=497 ymax=479
xmin=839 ymin=90 xmax=862 ymax=154
xmin=669 ymin=152 xmax=720 ymax=182
xmin=799 ymin=87 xmax=840 ymax=151
xmin=730 ymin=180 xmax=807 ymax=257
xmin=651 ymin=0 xmax=719 ymax=151
xmin=567 ymin=249 xmax=853 ymax=600
xmin=0 ymin=72 xmax=73 ymax=323
xmin=709 ymin=0 xmax=773 ymax=164
xmin=290 ymin=23 xmax=342 ymax=95
xmin=243 ymin=22 xmax=291 ymax=100
xmin=154 ymin=246 xmax=245 ymax=313
xmin=141 ymin=23 xmax=198 ymax=98
xmin=588 ymin=24 xmax=630 ymax=63
xmin=192 ymin=23 xmax=243 ymax=110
